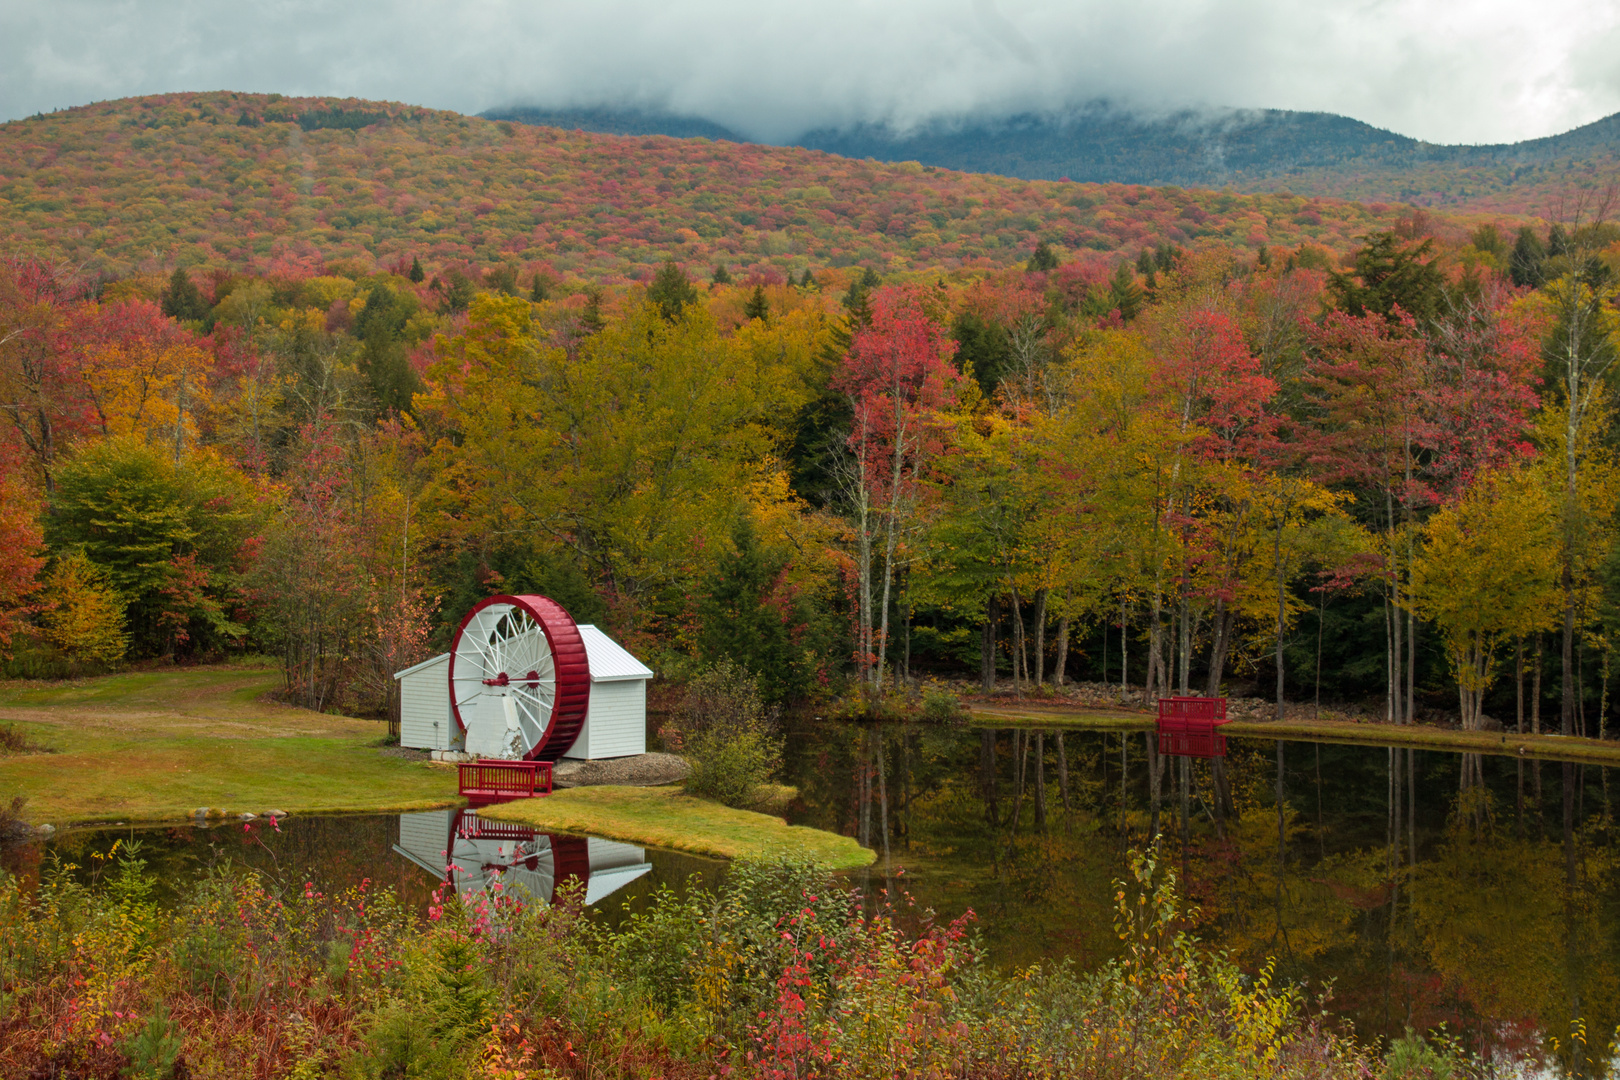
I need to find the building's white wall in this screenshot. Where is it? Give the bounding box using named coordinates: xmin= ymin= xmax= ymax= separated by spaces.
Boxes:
xmin=399 ymin=656 xmax=460 ymax=751
xmin=562 ymin=679 xmax=647 ymax=759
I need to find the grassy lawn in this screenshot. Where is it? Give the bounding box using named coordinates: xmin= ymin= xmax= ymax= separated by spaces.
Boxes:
xmin=970 ymin=703 xmax=1620 ymax=765
xmin=0 ymin=664 xmax=459 ymax=826
xmin=480 ymin=784 xmax=875 ymax=870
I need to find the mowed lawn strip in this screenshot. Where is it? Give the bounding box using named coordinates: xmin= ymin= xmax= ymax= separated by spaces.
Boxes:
xmin=0 ymin=665 xmax=459 ymax=825
xmin=969 ymin=704 xmax=1620 ymax=764
xmin=479 ymin=785 xmax=875 ymax=870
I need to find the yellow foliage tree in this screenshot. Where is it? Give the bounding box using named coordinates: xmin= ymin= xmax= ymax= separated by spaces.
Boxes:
xmin=40 ymin=550 xmax=129 ymax=667
xmin=1406 ymin=467 xmax=1559 ymax=729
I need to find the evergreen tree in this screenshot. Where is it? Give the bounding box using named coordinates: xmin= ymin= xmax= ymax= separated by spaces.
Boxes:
xmin=579 ymin=287 xmax=606 ymax=335
xmin=1469 ymin=224 xmax=1507 ymax=261
xmin=1027 ymin=241 xmax=1060 ymax=273
xmin=711 ymin=263 xmax=732 ymax=286
xmin=696 ymin=518 xmax=831 ymax=703
xmin=408 ymin=256 xmax=425 ymax=283
xmin=355 ymin=284 xmax=421 ymax=416
xmin=1154 ymin=244 xmax=1180 ymax=272
xmin=952 ymin=310 xmax=1011 ymax=396
xmin=800 ymin=268 xmax=817 ymax=289
xmin=784 ymin=266 xmax=881 ymax=507
xmin=1255 ymin=244 xmax=1272 ymax=270
xmin=160 ymin=268 xmax=209 ymax=323
xmin=743 ymin=284 xmax=769 ymax=321
xmin=1108 ymin=262 xmax=1145 ymax=321
xmin=1327 ymin=231 xmax=1444 ymax=326
xmin=648 ymin=260 xmax=697 ymax=320
xmin=439 ymin=269 xmax=475 ymax=314
xmin=1135 ymin=248 xmax=1154 ymax=275
xmin=529 ymin=272 xmax=548 ymax=303
xmin=484 ymin=264 xmax=519 ymax=296
xmin=1510 ymin=226 xmax=1548 ymax=288
xmin=1548 ymin=224 xmax=1571 ymax=259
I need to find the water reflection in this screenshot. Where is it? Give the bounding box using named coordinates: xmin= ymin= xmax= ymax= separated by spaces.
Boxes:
xmin=393 ymin=809 xmax=652 ymax=906
xmin=780 ymin=720 xmax=1620 ymax=1073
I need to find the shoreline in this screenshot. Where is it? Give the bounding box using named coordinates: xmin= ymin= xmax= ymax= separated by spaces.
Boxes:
xmin=968 ymin=703 xmax=1620 ymax=765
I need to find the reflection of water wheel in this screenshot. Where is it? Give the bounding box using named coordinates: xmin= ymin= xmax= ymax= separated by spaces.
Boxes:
xmin=448 ymin=595 xmax=590 ymax=761
xmin=446 ymin=810 xmax=589 ymax=903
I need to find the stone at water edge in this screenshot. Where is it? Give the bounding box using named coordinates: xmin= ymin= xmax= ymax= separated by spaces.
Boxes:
xmin=239 ymin=812 xmax=257 ymax=820
xmin=36 ymin=823 xmax=54 ymax=836
xmin=265 ymin=809 xmax=287 ymax=818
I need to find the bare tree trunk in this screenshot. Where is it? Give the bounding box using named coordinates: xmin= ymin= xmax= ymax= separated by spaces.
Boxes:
xmin=1054 ymin=615 xmax=1070 ymax=687
xmin=1276 ymin=574 xmax=1287 ymax=722
xmin=1177 ymin=593 xmax=1192 ymax=696
xmin=1534 ymin=635 xmax=1544 ymax=735
xmin=1009 ymin=585 xmax=1026 ymax=693
xmin=981 ymin=596 xmax=998 ymax=692
xmin=1121 ymin=597 xmax=1130 ymax=694
xmin=1516 ymin=638 xmax=1526 ymax=735
xmin=1032 ymin=587 xmax=1048 ymax=688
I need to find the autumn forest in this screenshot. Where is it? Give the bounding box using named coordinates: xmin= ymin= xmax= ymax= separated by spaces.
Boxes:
xmin=1 ymin=90 xmax=1617 ymax=737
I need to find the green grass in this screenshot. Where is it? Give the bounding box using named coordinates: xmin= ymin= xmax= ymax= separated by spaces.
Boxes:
xmin=0 ymin=665 xmax=459 ymax=825
xmin=479 ymin=785 xmax=875 ymax=870
xmin=969 ymin=703 xmax=1620 ymax=764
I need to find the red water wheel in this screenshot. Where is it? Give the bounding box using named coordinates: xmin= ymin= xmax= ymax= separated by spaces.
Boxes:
xmin=448 ymin=594 xmax=590 ymax=762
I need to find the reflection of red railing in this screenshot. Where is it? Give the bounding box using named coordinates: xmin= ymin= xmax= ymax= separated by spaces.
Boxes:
xmin=458 ymin=759 xmax=553 ymax=804
xmin=455 ymin=811 xmax=536 ymax=840
xmin=1156 ymin=696 xmax=1230 ymax=758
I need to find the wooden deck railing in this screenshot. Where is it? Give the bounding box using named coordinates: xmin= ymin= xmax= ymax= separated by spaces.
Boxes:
xmin=458 ymin=759 xmax=554 ymax=804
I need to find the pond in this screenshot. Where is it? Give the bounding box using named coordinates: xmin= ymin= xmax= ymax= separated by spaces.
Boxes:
xmin=778 ymin=721 xmax=1620 ymax=1070
xmin=5 ymin=721 xmax=1616 ymax=1069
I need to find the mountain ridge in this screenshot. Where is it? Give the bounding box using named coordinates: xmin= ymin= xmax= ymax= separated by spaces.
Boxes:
xmin=485 ymin=103 xmax=1620 ymax=213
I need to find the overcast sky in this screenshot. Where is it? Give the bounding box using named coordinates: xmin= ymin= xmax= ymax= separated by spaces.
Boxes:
xmin=5 ymin=0 xmax=1620 ymax=145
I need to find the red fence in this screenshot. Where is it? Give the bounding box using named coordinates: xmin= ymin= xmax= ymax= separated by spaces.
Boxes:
xmin=1155 ymin=696 xmax=1229 ymax=758
xmin=458 ymin=759 xmax=554 ymax=804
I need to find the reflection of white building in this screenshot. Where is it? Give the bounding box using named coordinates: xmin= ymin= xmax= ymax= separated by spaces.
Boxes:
xmin=394 ymin=809 xmax=652 ymax=906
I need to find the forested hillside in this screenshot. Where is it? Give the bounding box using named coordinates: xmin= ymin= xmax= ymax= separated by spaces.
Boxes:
xmin=1 ymin=89 xmax=1615 ymax=740
xmin=492 ymin=102 xmax=1620 ymax=215
xmin=0 ymin=92 xmax=1447 ymax=285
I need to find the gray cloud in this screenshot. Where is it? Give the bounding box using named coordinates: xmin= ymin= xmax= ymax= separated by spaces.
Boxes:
xmin=3 ymin=0 xmax=1618 ymax=144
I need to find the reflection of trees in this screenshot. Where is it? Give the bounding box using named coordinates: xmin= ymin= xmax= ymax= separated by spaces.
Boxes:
xmin=781 ymin=720 xmax=1620 ymax=1073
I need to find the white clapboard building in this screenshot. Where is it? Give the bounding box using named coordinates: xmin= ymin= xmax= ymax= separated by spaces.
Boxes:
xmin=394 ymin=624 xmax=652 ymax=760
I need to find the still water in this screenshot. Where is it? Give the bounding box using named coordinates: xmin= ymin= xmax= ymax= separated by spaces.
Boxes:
xmin=6 ymin=723 xmax=1617 ymax=1068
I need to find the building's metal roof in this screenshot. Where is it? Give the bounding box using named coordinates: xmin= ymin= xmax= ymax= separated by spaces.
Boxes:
xmin=393 ymin=625 xmax=652 ymax=683
xmin=393 ymin=652 xmax=449 ymax=680
xmin=577 ymin=625 xmax=655 ymax=682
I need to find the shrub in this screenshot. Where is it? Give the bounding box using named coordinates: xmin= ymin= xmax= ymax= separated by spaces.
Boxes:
xmin=675 ymin=661 xmax=783 ymax=808
xmin=920 ymin=686 xmax=965 ymax=722
xmin=1383 ymin=1028 xmax=1467 ymax=1079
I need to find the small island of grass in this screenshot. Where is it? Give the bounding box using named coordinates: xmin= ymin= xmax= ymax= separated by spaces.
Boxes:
xmin=478 ymin=783 xmax=874 ymax=870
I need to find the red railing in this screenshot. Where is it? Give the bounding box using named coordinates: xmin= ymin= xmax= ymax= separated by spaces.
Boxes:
xmin=1156 ymin=696 xmax=1230 ymax=758
xmin=458 ymin=759 xmax=553 ymax=804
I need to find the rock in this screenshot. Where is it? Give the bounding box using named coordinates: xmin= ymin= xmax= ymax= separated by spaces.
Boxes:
xmin=193 ymin=807 xmax=209 ymax=818
xmin=265 ymin=809 xmax=287 ymax=818
xmin=36 ymin=823 xmax=54 ymax=836
xmin=551 ymin=752 xmax=692 ymax=789
xmin=239 ymin=812 xmax=257 ymax=820
xmin=1479 ymin=716 xmax=1504 ymax=732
